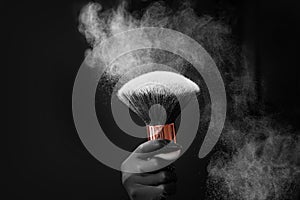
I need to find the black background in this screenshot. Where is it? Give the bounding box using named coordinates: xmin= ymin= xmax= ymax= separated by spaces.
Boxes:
xmin=7 ymin=0 xmax=300 ymax=199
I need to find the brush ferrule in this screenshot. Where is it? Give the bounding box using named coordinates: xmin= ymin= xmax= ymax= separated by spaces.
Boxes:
xmin=146 ymin=123 xmax=176 ymax=143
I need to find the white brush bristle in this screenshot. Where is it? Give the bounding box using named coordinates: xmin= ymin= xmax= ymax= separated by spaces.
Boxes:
xmin=117 ymin=71 xmax=200 ymax=125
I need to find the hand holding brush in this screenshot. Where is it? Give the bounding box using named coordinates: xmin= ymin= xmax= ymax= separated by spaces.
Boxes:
xmin=119 ymin=71 xmax=199 ymax=199
xmin=121 ymin=139 xmax=181 ymax=200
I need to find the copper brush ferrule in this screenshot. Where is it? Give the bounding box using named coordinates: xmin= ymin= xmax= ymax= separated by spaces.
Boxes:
xmin=146 ymin=123 xmax=176 ymax=143
xmin=118 ymin=71 xmax=200 ymax=145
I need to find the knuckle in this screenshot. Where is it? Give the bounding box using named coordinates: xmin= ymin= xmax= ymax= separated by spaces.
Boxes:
xmin=161 ymin=171 xmax=167 ymax=181
xmin=158 ymin=184 xmax=165 ymax=191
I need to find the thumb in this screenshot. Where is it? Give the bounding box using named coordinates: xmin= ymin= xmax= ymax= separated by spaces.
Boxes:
xmin=136 ymin=140 xmax=182 ymax=160
xmin=134 ymin=139 xmax=170 ymax=154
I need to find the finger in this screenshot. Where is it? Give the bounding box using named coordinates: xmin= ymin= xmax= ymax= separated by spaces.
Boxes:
xmin=127 ymin=170 xmax=177 ymax=186
xmin=157 ymin=182 xmax=177 ymax=195
xmin=122 ymin=140 xmax=179 ymax=173
xmin=134 ymin=139 xmax=170 ymax=154
xmin=129 ymin=184 xmax=165 ymax=200
xmin=138 ymin=157 xmax=171 ymax=172
xmin=138 ymin=142 xmax=182 ymax=160
xmin=153 ymin=148 xmax=181 ymax=160
xmin=122 ymin=157 xmax=165 ymax=173
xmin=138 ymin=152 xmax=180 ymax=172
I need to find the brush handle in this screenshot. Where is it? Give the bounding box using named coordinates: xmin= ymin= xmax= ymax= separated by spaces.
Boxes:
xmin=146 ymin=123 xmax=176 ymax=143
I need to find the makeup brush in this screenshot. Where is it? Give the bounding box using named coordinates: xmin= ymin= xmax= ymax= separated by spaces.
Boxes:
xmin=117 ymin=71 xmax=200 ymax=144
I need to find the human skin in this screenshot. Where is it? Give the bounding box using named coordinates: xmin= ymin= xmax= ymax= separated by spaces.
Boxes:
xmin=121 ymin=139 xmax=181 ymax=200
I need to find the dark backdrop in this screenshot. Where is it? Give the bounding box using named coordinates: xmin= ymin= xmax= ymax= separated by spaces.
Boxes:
xmin=6 ymin=0 xmax=300 ymax=199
